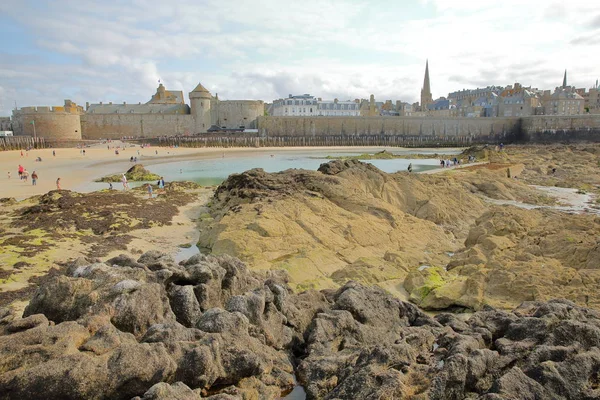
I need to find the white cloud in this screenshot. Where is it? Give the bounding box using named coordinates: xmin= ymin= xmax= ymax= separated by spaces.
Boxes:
xmin=1 ymin=0 xmax=599 ymax=116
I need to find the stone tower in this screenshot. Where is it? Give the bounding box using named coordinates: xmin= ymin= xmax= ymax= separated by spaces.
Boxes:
xmin=562 ymin=69 xmax=567 ymax=88
xmin=189 ymin=82 xmax=212 ymax=133
xmin=420 ymin=60 xmax=433 ymax=112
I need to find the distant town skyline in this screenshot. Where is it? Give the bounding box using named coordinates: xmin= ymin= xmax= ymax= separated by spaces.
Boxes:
xmin=1 ymin=0 xmax=599 ymax=116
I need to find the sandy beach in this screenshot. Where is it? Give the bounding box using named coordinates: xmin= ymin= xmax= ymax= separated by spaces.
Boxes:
xmin=1 ymin=144 xmax=458 ymax=200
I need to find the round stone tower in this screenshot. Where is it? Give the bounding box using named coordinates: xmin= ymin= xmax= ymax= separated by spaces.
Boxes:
xmin=189 ymin=82 xmax=212 ymax=133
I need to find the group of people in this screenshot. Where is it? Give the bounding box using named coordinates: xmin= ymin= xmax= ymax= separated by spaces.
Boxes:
xmin=16 ymin=164 xmax=37 ymax=185
xmin=14 ymin=164 xmax=59 ymax=188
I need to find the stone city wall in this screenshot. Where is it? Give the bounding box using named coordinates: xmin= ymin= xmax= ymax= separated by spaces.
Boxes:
xmin=81 ymin=114 xmax=194 ymax=139
xmin=257 ymin=116 xmax=518 ymax=137
xmin=13 ymin=111 xmax=82 ymax=140
xmin=212 ymin=100 xmax=264 ymax=129
xmin=521 ymin=114 xmax=600 ymax=132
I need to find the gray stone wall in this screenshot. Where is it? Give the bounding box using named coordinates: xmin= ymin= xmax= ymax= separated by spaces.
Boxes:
xmin=521 ymin=114 xmax=600 ymax=132
xmin=81 ymin=114 xmax=194 ymax=139
xmin=212 ymin=100 xmax=264 ymax=129
xmin=257 ymin=116 xmax=517 ymax=137
xmin=13 ymin=112 xmax=82 ymax=140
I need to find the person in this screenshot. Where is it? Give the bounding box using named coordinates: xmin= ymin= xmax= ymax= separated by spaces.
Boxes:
xmin=20 ymin=150 xmax=23 ymax=157
xmin=121 ymin=174 xmax=129 ymax=190
xmin=407 ymin=163 xmax=413 ymax=173
xmin=499 ymin=143 xmax=504 ymax=151
xmin=56 ymin=177 xmax=61 ymax=190
xmin=147 ymin=183 xmax=153 ymax=198
xmin=35 ymin=156 xmax=42 ymax=162
xmin=130 ymin=156 xmax=134 ymax=162
xmin=53 ymin=150 xmax=56 ymax=157
xmin=22 ymin=169 xmax=29 ymax=182
xmin=158 ymin=177 xmax=165 ymax=192
xmin=134 ymin=157 xmax=137 ymax=163
xmin=31 ymin=171 xmax=38 ymax=186
xmin=109 ymin=182 xmax=113 ymax=190
xmin=82 ymin=149 xmax=86 ymax=156
xmin=7 ymin=171 xmax=10 ymax=179
xmin=18 ymin=164 xmax=24 ymax=179
xmin=440 ymin=159 xmax=444 ymax=168
xmin=155 ymin=150 xmax=158 ymax=155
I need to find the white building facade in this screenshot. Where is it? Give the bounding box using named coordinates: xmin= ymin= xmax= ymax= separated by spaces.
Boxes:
xmin=271 ymin=94 xmax=361 ymax=117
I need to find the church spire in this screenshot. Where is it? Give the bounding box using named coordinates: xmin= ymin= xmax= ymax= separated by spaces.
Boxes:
xmin=420 ymin=59 xmax=433 ymax=111
xmin=423 ymin=59 xmax=431 ymax=94
xmin=562 ymin=69 xmax=567 ymax=88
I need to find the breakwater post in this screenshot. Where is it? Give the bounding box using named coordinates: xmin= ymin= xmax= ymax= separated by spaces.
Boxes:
xmin=0 ymin=136 xmax=45 ymax=151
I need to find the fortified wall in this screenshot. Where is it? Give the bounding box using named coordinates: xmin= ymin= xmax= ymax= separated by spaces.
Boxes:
xmin=257 ymin=116 xmax=518 ymax=137
xmin=12 ymin=100 xmax=83 ymax=140
xmin=81 ymin=114 xmax=194 ymax=139
xmin=521 ymin=114 xmax=600 ymax=133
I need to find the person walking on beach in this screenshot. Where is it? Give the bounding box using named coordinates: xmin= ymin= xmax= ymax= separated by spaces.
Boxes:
xmin=56 ymin=178 xmax=61 ymax=190
xmin=121 ymin=174 xmax=129 ymax=190
xmin=147 ymin=183 xmax=153 ymax=198
xmin=31 ymin=171 xmax=38 ymax=186
xmin=158 ymin=177 xmax=165 ymax=193
xmin=22 ymin=169 xmax=29 ymax=182
xmin=407 ymin=163 xmax=413 ymax=173
xmin=7 ymin=171 xmax=11 ymax=180
xmin=18 ymin=164 xmax=24 ymax=179
xmin=20 ymin=150 xmax=23 ymax=157
xmin=53 ymin=150 xmax=56 ymax=157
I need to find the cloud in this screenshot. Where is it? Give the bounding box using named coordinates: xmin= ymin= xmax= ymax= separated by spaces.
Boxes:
xmin=1 ymin=0 xmax=600 ymax=117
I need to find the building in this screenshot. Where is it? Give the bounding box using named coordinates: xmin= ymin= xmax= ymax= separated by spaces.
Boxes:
xmin=541 ymin=71 xmax=585 ymax=116
xmin=271 ymin=94 xmax=318 ymax=116
xmin=498 ymin=83 xmax=542 ymax=117
xmin=11 ymin=82 xmax=264 ymax=139
xmin=0 ymin=117 xmax=11 ymax=131
xmin=318 ymin=99 xmax=361 ymax=116
xmin=420 ymin=60 xmax=433 ymax=112
xmin=271 ymin=94 xmax=362 ymax=117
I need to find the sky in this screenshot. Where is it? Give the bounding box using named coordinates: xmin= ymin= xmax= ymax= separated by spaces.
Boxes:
xmin=1 ymin=0 xmax=599 ymax=116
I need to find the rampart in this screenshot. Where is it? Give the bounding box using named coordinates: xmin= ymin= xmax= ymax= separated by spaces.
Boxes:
xmin=13 ymin=108 xmax=82 ymax=141
xmin=213 ymin=100 xmax=264 ymax=129
xmin=80 ymin=114 xmax=194 ymax=139
xmin=257 ymin=116 xmax=518 ymax=137
xmin=521 ymin=114 xmax=600 ymax=132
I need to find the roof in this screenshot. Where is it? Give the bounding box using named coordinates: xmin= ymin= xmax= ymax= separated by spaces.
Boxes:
xmin=192 ymin=82 xmax=210 ymax=93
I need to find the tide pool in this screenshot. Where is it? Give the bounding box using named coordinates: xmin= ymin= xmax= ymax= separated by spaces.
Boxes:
xmin=81 ymin=147 xmax=462 ymax=191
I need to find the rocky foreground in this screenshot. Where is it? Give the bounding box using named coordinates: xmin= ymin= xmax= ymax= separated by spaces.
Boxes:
xmin=2 ymin=252 xmax=600 ymax=399
xmin=198 ymin=150 xmax=600 ymax=311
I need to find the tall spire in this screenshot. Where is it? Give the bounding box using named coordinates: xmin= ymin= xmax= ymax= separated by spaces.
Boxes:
xmin=562 ymin=69 xmax=567 ymax=88
xmin=423 ymin=59 xmax=431 ymax=94
xmin=420 ymin=59 xmax=433 ymax=111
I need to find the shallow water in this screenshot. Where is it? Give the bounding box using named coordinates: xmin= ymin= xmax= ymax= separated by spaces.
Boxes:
xmin=76 ymin=148 xmax=459 ymax=192
xmin=280 ymin=385 xmax=306 ymax=400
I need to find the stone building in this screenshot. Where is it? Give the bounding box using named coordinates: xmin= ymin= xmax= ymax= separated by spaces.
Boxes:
xmin=541 ymin=72 xmax=585 ymax=116
xmin=11 ymin=82 xmax=264 ymax=139
xmin=498 ymin=83 xmax=542 ymax=117
xmin=0 ymin=117 xmax=12 ymax=131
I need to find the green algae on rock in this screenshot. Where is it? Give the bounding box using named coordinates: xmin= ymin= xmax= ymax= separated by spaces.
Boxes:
xmin=96 ymin=164 xmax=161 ymax=183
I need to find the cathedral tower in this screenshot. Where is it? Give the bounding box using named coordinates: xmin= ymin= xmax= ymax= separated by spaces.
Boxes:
xmin=189 ymin=82 xmax=212 ymax=133
xmin=420 ymin=60 xmax=433 ymax=112
xmin=562 ymin=69 xmax=568 ymax=88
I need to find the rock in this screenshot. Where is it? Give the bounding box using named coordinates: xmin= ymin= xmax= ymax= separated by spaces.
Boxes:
xmin=6 ymin=314 xmax=49 ymax=333
xmin=133 ymin=382 xmax=201 ymax=400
